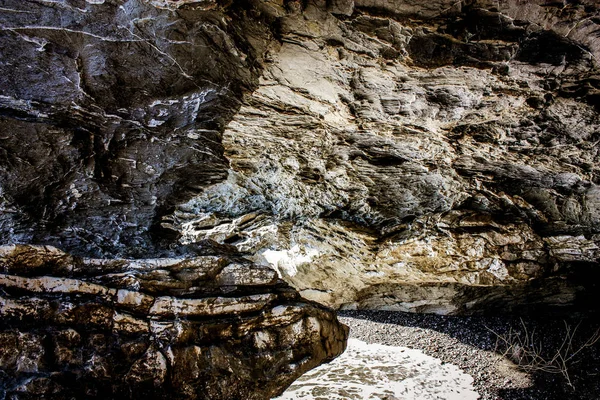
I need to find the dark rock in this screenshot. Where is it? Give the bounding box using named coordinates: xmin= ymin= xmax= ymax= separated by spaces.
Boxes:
xmin=515 ymin=31 xmax=589 ymax=67
xmin=328 ymin=0 xmax=355 ymax=16
xmin=0 ymin=0 xmax=263 ymax=257
xmin=408 ymin=32 xmax=517 ymax=68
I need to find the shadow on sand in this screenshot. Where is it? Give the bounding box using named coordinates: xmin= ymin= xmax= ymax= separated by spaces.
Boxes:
xmin=338 ymin=310 xmax=600 ymax=400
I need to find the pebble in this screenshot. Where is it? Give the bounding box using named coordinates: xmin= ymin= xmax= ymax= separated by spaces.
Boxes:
xmin=338 ymin=310 xmax=600 ymax=400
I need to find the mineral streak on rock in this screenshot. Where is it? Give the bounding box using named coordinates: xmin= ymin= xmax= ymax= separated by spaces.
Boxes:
xmin=0 ymin=0 xmax=264 ymax=257
xmin=0 ymin=245 xmax=348 ymax=399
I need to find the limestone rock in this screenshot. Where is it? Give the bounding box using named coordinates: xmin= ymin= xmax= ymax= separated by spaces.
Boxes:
xmin=0 ymin=245 xmax=348 ymax=399
xmin=1 ymin=0 xmax=600 ymax=318
xmin=162 ymin=0 xmax=600 ymax=314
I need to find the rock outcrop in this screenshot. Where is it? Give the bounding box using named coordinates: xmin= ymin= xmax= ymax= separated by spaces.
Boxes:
xmin=1 ymin=0 xmax=599 ymax=346
xmin=0 ymin=0 xmax=263 ymax=257
xmin=162 ymin=0 xmax=600 ymax=314
xmin=0 ymin=244 xmax=347 ymax=399
xmin=2 ymin=0 xmax=600 ymax=396
xmin=0 ymin=2 xmax=353 ymax=398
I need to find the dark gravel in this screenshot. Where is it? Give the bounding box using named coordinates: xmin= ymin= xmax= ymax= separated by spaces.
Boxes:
xmin=338 ymin=310 xmax=600 ymax=400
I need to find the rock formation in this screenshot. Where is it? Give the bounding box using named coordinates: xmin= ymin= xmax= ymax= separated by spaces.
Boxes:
xmin=2 ymin=0 xmax=600 ymax=397
xmin=0 ymin=2 xmax=349 ymax=398
xmin=164 ymin=0 xmax=600 ymax=314
xmin=0 ymin=0 xmax=263 ymax=256
xmin=1 ymin=0 xmax=600 ymax=396
xmin=0 ymin=244 xmax=347 ymax=399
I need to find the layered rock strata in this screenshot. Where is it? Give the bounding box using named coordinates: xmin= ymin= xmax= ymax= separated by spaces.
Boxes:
xmin=163 ymin=0 xmax=600 ymax=313
xmin=0 ymin=1 xmax=352 ymax=398
xmin=0 ymin=244 xmax=347 ymax=399
xmin=1 ymin=0 xmax=599 ymax=317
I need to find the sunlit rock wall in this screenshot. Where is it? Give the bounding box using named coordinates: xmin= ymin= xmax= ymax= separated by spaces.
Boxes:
xmin=165 ymin=0 xmax=600 ymax=314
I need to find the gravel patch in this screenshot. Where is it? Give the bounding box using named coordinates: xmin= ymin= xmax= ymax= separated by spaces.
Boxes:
xmin=338 ymin=311 xmax=600 ymax=400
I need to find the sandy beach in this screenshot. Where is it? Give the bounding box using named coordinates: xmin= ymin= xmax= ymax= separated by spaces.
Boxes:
xmin=278 ymin=310 xmax=600 ymax=400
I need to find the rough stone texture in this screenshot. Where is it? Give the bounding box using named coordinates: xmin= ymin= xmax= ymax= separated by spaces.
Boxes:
xmin=2 ymin=0 xmax=600 ymax=396
xmin=1 ymin=0 xmax=600 ymax=317
xmin=0 ymin=0 xmax=266 ymax=257
xmin=0 ymin=2 xmax=353 ymax=398
xmin=0 ymin=244 xmax=348 ymax=399
xmin=160 ymin=0 xmax=600 ymax=314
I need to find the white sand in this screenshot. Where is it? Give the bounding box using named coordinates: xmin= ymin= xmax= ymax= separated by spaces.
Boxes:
xmin=274 ymin=338 xmax=480 ymax=400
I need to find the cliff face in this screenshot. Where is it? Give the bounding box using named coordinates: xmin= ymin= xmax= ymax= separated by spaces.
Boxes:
xmin=0 ymin=2 xmax=351 ymax=398
xmin=0 ymin=0 xmax=262 ymax=256
xmin=165 ymin=0 xmax=600 ymax=314
xmin=1 ymin=1 xmax=599 ymax=318
xmin=1 ymin=0 xmax=600 ymax=397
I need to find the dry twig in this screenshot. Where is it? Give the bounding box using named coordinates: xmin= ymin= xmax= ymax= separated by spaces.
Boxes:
xmin=486 ymin=319 xmax=600 ymax=388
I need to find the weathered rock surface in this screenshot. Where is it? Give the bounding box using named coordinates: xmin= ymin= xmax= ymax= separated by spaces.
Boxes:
xmin=0 ymin=2 xmax=352 ymax=398
xmin=0 ymin=244 xmax=347 ymax=399
xmin=162 ymin=0 xmax=600 ymax=314
xmin=2 ymin=0 xmax=600 ymax=396
xmin=0 ymin=0 xmax=265 ymax=257
xmin=1 ymin=0 xmax=600 ymax=317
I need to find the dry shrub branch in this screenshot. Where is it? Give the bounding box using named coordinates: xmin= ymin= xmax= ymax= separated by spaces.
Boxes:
xmin=487 ymin=319 xmax=600 ymax=388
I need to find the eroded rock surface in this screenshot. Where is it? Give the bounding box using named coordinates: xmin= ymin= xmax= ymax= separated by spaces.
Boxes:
xmin=0 ymin=0 xmax=267 ymax=257
xmin=2 ymin=0 xmax=600 ymax=396
xmin=0 ymin=244 xmax=347 ymax=399
xmin=0 ymin=0 xmax=599 ymax=329
xmin=161 ymin=0 xmax=600 ymax=313
xmin=0 ymin=2 xmax=352 ymax=398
